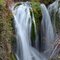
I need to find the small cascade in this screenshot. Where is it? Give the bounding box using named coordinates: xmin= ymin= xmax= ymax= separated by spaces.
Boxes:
xmin=48 ymin=0 xmax=59 ymax=37
xmin=11 ymin=1 xmax=60 ymax=60
xmin=48 ymin=0 xmax=60 ymax=36
xmin=13 ymin=4 xmax=32 ymax=60
xmin=12 ymin=2 xmax=47 ymax=60
xmin=40 ymin=4 xmax=55 ymax=57
xmin=47 ymin=0 xmax=60 ymax=58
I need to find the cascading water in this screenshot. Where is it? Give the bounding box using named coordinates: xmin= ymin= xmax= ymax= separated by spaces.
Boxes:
xmin=47 ymin=0 xmax=60 ymax=58
xmin=48 ymin=0 xmax=60 ymax=36
xmin=13 ymin=4 xmax=32 ymax=60
xmin=40 ymin=4 xmax=55 ymax=57
xmin=48 ymin=0 xmax=59 ymax=37
xmin=11 ymin=1 xmax=60 ymax=59
xmin=12 ymin=2 xmax=47 ymax=60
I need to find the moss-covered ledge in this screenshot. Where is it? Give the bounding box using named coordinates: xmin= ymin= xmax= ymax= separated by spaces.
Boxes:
xmin=0 ymin=4 xmax=16 ymax=60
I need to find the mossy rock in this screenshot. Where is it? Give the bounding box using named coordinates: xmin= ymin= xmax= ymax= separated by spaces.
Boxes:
xmin=30 ymin=2 xmax=42 ymax=45
xmin=0 ymin=4 xmax=16 ymax=60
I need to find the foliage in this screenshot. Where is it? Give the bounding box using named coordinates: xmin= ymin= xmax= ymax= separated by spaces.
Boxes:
xmin=31 ymin=0 xmax=40 ymax=2
xmin=43 ymin=0 xmax=53 ymax=4
xmin=31 ymin=0 xmax=54 ymax=5
xmin=0 ymin=0 xmax=4 ymax=5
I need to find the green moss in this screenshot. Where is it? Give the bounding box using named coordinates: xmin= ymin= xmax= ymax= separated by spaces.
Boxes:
xmin=40 ymin=0 xmax=54 ymax=5
xmin=29 ymin=3 xmax=42 ymax=44
xmin=10 ymin=53 xmax=16 ymax=60
xmin=31 ymin=0 xmax=40 ymax=2
xmin=31 ymin=2 xmax=42 ymax=29
xmin=14 ymin=2 xmax=21 ymax=10
xmin=0 ymin=0 xmax=4 ymax=5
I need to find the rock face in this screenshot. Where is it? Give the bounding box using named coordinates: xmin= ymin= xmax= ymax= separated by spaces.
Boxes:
xmin=0 ymin=5 xmax=14 ymax=60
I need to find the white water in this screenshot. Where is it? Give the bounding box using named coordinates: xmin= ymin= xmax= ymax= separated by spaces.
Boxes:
xmin=12 ymin=2 xmax=47 ymax=60
xmin=40 ymin=4 xmax=55 ymax=57
xmin=11 ymin=1 xmax=60 ymax=59
xmin=14 ymin=4 xmax=32 ymax=60
xmin=47 ymin=0 xmax=60 ymax=58
xmin=48 ymin=0 xmax=60 ymax=36
xmin=48 ymin=0 xmax=59 ymax=37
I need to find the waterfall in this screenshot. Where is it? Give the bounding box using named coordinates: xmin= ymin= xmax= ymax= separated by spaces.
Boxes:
xmin=13 ymin=4 xmax=32 ymax=60
xmin=48 ymin=0 xmax=59 ymax=37
xmin=40 ymin=4 xmax=55 ymax=57
xmin=47 ymin=0 xmax=60 ymax=58
xmin=48 ymin=0 xmax=60 ymax=36
xmin=12 ymin=2 xmax=47 ymax=60
xmin=11 ymin=1 xmax=60 ymax=59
